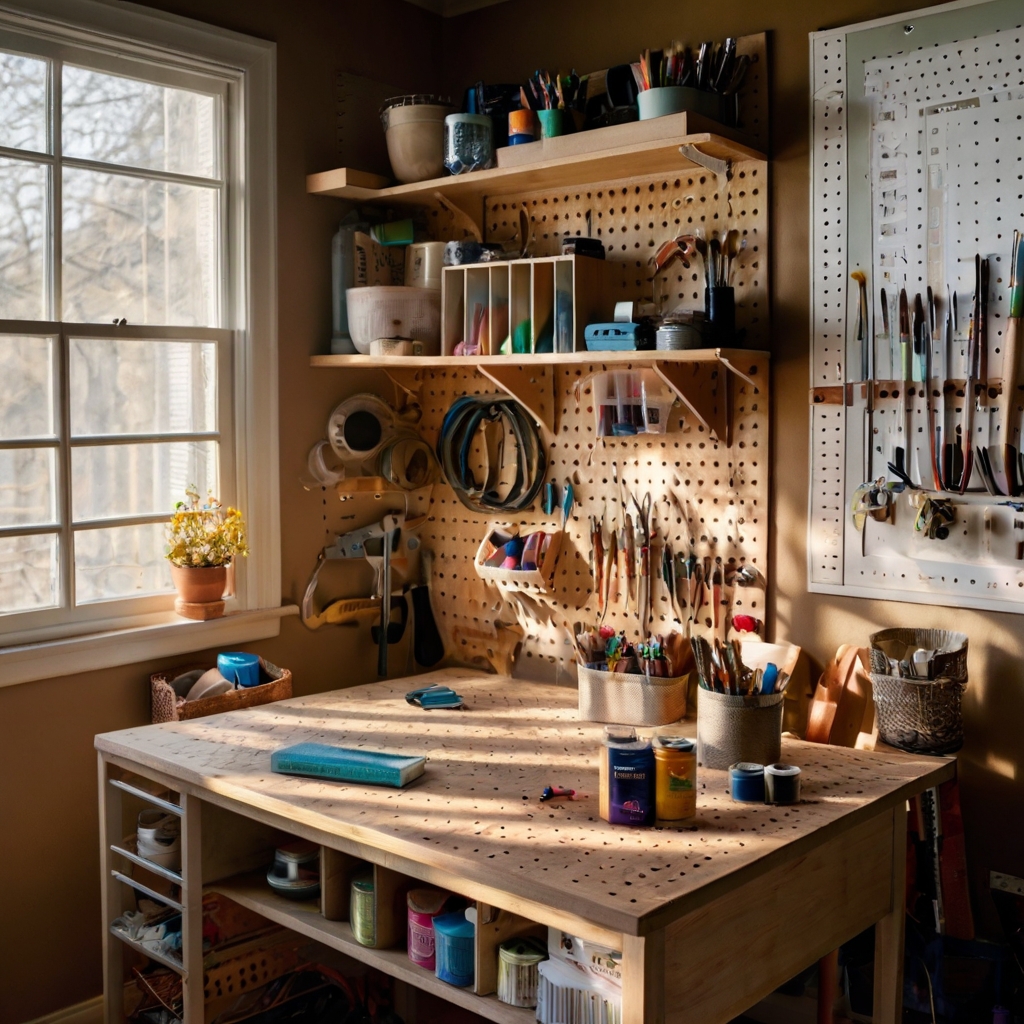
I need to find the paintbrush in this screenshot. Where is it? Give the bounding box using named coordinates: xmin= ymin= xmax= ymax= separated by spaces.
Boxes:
xmin=888 ymin=288 xmax=915 ymax=486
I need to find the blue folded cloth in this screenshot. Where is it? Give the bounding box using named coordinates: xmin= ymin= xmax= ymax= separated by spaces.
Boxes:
xmin=405 ymin=684 xmax=464 ymax=709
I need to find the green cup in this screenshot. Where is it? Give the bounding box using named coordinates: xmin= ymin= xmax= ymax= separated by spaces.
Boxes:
xmin=537 ymin=109 xmax=564 ymax=140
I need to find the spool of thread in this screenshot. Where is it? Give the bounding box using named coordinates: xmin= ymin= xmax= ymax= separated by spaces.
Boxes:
xmin=654 ymin=736 xmax=697 ymax=821
xmin=508 ymin=108 xmax=535 ymax=143
xmin=729 ymin=762 xmax=766 ymax=803
xmin=217 ymin=651 xmax=260 ymax=688
xmin=407 ymin=888 xmax=450 ymax=969
xmin=764 ymin=763 xmax=802 ymax=805
xmin=350 ymin=871 xmax=376 ymax=947
xmin=497 ymin=936 xmax=547 ymax=1007
xmin=433 ymin=910 xmax=475 ymax=987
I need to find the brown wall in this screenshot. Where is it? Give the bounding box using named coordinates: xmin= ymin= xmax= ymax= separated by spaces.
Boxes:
xmin=0 ymin=1 xmax=441 ymax=1019
xmin=2 ymin=0 xmax=1020 ymax=1020
xmin=442 ymin=0 xmax=1021 ymax=940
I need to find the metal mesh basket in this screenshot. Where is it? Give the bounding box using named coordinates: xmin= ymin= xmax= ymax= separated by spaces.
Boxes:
xmin=868 ymin=628 xmax=968 ymax=681
xmin=869 ymin=673 xmax=967 ymax=754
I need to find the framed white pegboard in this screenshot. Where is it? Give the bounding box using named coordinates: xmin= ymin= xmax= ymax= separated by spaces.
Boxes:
xmin=808 ymin=0 xmax=1024 ymax=613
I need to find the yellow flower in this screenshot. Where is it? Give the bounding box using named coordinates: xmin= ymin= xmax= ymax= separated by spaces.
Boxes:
xmin=165 ymin=489 xmax=249 ymax=567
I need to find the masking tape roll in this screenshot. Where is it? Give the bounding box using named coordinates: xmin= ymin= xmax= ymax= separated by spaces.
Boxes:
xmin=764 ymin=763 xmax=801 ymax=805
xmin=729 ymin=761 xmax=765 ymax=803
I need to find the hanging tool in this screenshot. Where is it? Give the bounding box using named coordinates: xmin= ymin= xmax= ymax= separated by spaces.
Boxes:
xmin=993 ymin=231 xmax=1023 ymax=496
xmin=918 ymin=293 xmax=942 ymax=490
xmin=942 ymin=287 xmax=960 ymax=489
xmin=960 ymin=258 xmax=982 ymax=493
xmin=410 ymin=548 xmax=444 ymax=667
xmin=376 ymin=516 xmax=398 ymax=676
xmin=889 ymin=289 xmax=916 ymax=487
xmin=851 ymin=270 xmax=870 ymax=382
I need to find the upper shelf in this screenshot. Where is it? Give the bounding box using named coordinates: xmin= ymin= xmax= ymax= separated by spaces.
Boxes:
xmin=310 ymin=348 xmax=765 ymax=369
xmin=306 ymin=127 xmax=766 ymax=208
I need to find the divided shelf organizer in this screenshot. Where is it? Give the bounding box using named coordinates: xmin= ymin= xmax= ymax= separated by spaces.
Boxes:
xmin=306 ymin=41 xmax=772 ymax=675
xmin=442 ymin=254 xmax=610 ymax=356
xmin=808 ymin=0 xmax=1024 ymax=613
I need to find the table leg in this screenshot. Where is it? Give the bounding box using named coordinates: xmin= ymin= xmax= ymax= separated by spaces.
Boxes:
xmin=873 ymin=801 xmax=908 ymax=1024
xmin=622 ymin=931 xmax=665 ymax=1024
xmin=180 ymin=792 xmax=204 ymax=1022
xmin=98 ymin=754 xmax=124 ymax=1024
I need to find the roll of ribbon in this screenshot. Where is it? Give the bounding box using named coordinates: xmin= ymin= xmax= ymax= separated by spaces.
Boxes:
xmin=729 ymin=761 xmax=766 ymax=803
xmin=217 ymin=652 xmax=261 ymax=688
xmin=764 ymin=763 xmax=802 ymax=805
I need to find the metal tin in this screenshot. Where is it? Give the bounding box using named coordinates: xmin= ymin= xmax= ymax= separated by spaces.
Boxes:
xmin=497 ymin=936 xmax=547 ymax=1007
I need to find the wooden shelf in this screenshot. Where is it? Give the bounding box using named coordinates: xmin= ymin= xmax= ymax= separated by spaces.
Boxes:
xmin=306 ymin=131 xmax=765 ymax=208
xmin=310 ymin=347 xmax=764 ymax=369
xmin=311 ymin=347 xmax=766 ymax=441
xmin=109 ymin=923 xmax=185 ymax=975
xmin=209 ymin=873 xmax=534 ymax=1024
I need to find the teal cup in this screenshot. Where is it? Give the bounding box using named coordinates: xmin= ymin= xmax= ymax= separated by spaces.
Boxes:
xmin=537 ymin=109 xmax=564 ymax=139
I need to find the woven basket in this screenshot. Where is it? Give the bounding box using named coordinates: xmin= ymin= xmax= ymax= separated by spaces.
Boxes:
xmin=577 ymin=665 xmax=688 ymax=726
xmin=869 ymin=673 xmax=967 ymax=754
xmin=868 ymin=628 xmax=968 ymax=681
xmin=151 ymin=659 xmax=292 ymax=723
xmin=696 ymin=687 xmax=784 ymax=769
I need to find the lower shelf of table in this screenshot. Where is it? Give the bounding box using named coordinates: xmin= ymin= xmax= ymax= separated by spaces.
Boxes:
xmin=208 ymin=872 xmax=534 ymax=1024
xmin=109 ymin=923 xmax=185 ymax=976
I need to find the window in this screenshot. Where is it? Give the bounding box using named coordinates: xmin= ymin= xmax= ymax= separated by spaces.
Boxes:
xmin=0 ymin=0 xmax=279 ymax=676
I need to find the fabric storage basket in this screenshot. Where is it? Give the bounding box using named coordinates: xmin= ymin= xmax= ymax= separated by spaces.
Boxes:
xmin=577 ymin=665 xmax=688 ymax=727
xmin=696 ymin=688 xmax=784 ymax=769
xmin=151 ymin=659 xmax=292 ymax=724
xmin=869 ymin=674 xmax=967 ymax=754
xmin=474 ymin=522 xmax=562 ymax=594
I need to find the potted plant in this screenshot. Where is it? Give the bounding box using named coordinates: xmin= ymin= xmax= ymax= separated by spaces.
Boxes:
xmin=166 ymin=487 xmax=249 ymax=620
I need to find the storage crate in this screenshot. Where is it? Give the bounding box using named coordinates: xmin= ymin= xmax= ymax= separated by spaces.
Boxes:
xmin=151 ymin=659 xmax=292 ymax=723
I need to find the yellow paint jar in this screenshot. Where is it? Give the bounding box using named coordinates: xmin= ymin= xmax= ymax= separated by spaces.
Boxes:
xmin=654 ymin=735 xmax=696 ymax=821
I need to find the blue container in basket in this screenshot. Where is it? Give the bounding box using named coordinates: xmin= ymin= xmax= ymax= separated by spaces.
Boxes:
xmin=433 ymin=911 xmax=475 ymax=987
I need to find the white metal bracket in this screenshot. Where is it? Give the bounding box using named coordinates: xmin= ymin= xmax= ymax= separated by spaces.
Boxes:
xmin=680 ymin=144 xmax=731 ymax=180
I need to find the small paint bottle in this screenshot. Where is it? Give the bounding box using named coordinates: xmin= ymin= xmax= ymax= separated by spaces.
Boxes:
xmin=654 ymin=735 xmax=697 ymax=822
xmin=607 ymin=732 xmax=655 ymax=826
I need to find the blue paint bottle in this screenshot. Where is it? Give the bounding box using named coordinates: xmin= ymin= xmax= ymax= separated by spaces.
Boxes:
xmin=607 ymin=735 xmax=655 ymax=826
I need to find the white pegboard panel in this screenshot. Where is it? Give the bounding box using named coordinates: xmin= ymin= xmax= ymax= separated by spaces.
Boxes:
xmin=809 ymin=0 xmax=1024 ymax=612
xmin=809 ymin=29 xmax=850 ymax=586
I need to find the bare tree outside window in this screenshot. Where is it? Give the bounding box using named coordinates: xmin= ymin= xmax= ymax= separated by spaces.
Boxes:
xmin=0 ymin=43 xmax=226 ymax=623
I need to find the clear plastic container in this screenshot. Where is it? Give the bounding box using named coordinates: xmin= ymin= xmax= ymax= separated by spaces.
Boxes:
xmin=444 ymin=113 xmax=494 ymax=174
xmin=592 ymin=370 xmax=677 ymax=436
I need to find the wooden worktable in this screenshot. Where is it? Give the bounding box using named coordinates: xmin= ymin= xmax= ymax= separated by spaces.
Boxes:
xmin=96 ymin=669 xmax=954 ymax=1024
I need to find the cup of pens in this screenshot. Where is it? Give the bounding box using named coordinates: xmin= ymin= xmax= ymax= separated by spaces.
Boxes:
xmin=692 ymin=637 xmax=797 ymax=769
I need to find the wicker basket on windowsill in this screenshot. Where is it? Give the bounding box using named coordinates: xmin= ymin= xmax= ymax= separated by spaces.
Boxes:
xmin=150 ymin=658 xmax=292 ymax=723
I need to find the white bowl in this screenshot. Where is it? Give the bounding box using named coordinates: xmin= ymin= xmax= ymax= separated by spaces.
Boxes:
xmin=345 ymin=285 xmax=441 ymax=355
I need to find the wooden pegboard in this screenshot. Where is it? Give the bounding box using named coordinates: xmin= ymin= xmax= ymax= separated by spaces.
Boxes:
xmin=483 ymin=156 xmax=768 ymax=351
xmin=346 ymin=353 xmax=769 ymax=681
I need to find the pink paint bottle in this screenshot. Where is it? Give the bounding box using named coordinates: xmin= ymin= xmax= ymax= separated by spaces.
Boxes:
xmin=407 ymin=888 xmax=451 ymax=969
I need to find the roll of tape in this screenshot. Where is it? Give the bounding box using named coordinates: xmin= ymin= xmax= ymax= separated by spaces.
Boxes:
xmin=729 ymin=762 xmax=766 ymax=803
xmin=764 ymin=763 xmax=802 ymax=805
xmin=217 ymin=652 xmax=261 ymax=688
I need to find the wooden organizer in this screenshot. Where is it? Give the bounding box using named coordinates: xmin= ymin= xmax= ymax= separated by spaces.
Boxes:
xmin=442 ymin=254 xmax=613 ymax=356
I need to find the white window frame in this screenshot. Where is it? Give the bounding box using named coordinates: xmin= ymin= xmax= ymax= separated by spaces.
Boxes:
xmin=0 ymin=0 xmax=283 ymax=686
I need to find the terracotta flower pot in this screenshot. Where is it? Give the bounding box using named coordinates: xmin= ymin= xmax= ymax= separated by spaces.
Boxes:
xmin=170 ymin=564 xmax=228 ymax=620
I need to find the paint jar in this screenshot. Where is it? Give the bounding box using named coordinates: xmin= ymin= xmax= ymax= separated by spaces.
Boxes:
xmin=729 ymin=762 xmax=766 ymax=803
xmin=433 ymin=910 xmax=475 ymax=987
xmin=599 ymin=725 xmax=635 ymax=821
xmin=497 ymin=936 xmax=547 ymax=1007
xmin=444 ymin=113 xmax=494 ymax=174
xmin=407 ymin=888 xmax=450 ymax=969
xmin=508 ymin=108 xmax=535 ymax=145
xmin=350 ymin=871 xmax=376 ymax=946
xmin=607 ymin=734 xmax=655 ymax=826
xmin=654 ymin=735 xmax=697 ymax=821
xmin=764 ymin=763 xmax=801 ymax=805
xmin=536 ymin=108 xmax=564 ymax=140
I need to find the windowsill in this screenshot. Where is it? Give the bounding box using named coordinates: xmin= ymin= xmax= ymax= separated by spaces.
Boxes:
xmin=0 ymin=605 xmax=299 ymax=688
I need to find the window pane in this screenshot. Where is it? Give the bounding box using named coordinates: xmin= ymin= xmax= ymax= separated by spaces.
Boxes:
xmin=0 ymin=52 xmax=48 ymax=154
xmin=75 ymin=522 xmax=171 ymax=602
xmin=63 ymin=65 xmax=217 ymax=178
xmin=0 ymin=448 xmax=56 ymax=526
xmin=72 ymin=441 xmax=217 ymax=521
xmin=70 ymin=339 xmax=215 ymax=435
xmin=62 ymin=168 xmax=219 ymax=326
xmin=0 ymin=336 xmax=55 ymax=438
xmin=0 ymin=533 xmax=58 ymax=613
xmin=0 ymin=157 xmax=48 ymax=320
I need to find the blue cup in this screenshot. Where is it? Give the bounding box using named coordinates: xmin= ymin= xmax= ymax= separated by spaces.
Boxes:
xmin=218 ymin=652 xmax=261 ymax=688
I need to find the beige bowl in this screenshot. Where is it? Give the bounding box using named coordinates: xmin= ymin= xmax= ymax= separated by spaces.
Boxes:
xmin=383 ymin=104 xmax=451 ymax=183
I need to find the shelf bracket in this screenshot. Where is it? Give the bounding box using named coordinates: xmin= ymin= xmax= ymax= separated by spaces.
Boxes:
xmin=653 ymin=358 xmax=729 ymax=444
xmin=475 ymin=363 xmax=556 ymax=434
xmin=679 ymin=143 xmax=731 ymax=180
xmin=432 ymin=191 xmax=484 ymax=242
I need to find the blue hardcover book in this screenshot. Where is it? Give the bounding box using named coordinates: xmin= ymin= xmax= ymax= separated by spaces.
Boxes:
xmin=271 ymin=743 xmax=425 ymax=788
